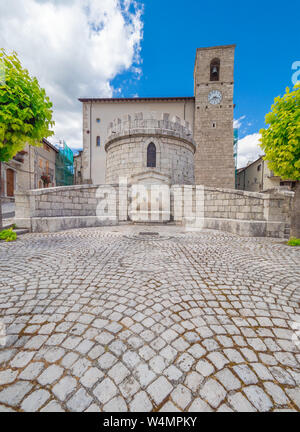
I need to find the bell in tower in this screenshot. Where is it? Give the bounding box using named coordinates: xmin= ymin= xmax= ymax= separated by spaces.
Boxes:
xmin=210 ymin=58 xmax=220 ymax=81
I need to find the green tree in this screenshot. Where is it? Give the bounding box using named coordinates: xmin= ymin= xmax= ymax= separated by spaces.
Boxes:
xmin=260 ymin=84 xmax=300 ymax=238
xmin=0 ymin=49 xmax=54 ymax=229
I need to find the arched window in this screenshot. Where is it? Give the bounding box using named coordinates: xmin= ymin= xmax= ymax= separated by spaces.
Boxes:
xmin=210 ymin=58 xmax=220 ymax=81
xmin=147 ymin=143 xmax=156 ymax=168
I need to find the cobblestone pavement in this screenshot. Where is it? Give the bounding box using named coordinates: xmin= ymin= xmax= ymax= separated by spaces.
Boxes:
xmin=0 ymin=225 xmax=300 ymax=412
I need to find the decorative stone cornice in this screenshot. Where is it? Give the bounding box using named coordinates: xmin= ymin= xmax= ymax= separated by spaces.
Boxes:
xmin=105 ymin=112 xmax=195 ymax=150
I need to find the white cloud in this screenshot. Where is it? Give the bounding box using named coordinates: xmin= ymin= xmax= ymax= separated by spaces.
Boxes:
xmin=234 ymin=116 xmax=264 ymax=169
xmin=233 ymin=115 xmax=246 ymax=129
xmin=0 ymin=0 xmax=144 ymax=150
xmin=237 ymin=133 xmax=264 ymax=169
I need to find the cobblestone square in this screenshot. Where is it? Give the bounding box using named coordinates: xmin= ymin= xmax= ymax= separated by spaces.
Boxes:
xmin=0 ymin=225 xmax=299 ymax=412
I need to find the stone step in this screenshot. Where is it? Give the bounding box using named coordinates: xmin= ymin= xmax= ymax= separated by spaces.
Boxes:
xmin=1 ymin=224 xmax=29 ymax=236
xmin=15 ymin=229 xmax=29 ymax=236
xmin=132 ymin=221 xmax=175 ymax=226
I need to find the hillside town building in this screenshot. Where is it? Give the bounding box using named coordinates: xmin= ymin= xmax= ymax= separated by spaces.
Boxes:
xmin=236 ymin=156 xmax=297 ymax=192
xmin=0 ymin=138 xmax=58 ymax=199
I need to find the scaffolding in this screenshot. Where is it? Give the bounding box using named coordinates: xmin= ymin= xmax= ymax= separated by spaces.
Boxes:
xmin=55 ymin=141 xmax=74 ymax=186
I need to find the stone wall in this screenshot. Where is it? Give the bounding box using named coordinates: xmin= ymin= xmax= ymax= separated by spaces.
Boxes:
xmin=194 ymin=45 xmax=236 ymax=188
xmin=172 ymin=186 xmax=293 ymax=238
xmin=15 ymin=184 xmax=294 ymax=237
xmin=15 ymin=185 xmax=120 ymax=233
xmin=105 ymin=112 xmax=196 ymax=185
xmin=106 ymin=136 xmax=195 ymax=185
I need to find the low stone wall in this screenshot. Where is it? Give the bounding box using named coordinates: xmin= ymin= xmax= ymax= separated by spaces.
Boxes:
xmin=15 ymin=185 xmax=120 ymax=233
xmin=15 ymin=184 xmax=294 ymax=237
xmin=205 ymin=188 xmax=265 ymax=220
xmin=171 ymin=186 xmax=293 ymax=238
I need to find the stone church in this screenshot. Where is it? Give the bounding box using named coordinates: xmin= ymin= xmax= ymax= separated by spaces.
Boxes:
xmin=15 ymin=45 xmax=294 ymax=237
xmin=79 ymin=45 xmax=236 ymax=188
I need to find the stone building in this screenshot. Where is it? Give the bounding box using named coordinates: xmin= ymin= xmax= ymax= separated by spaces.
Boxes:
xmin=0 ymin=138 xmax=58 ymax=199
xmin=105 ymin=113 xmax=195 ymax=185
xmin=73 ymin=150 xmax=83 ymax=185
xmin=1 ymin=151 xmax=27 ymax=200
xmin=236 ymin=156 xmax=296 ymax=192
xmin=79 ymin=45 xmax=236 ymax=188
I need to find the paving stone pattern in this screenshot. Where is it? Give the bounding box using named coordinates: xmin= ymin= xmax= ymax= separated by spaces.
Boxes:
xmin=0 ymin=225 xmax=299 ymax=412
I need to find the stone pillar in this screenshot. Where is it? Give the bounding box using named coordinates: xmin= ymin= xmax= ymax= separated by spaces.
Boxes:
xmin=15 ymin=192 xmax=35 ymax=230
xmin=172 ymin=185 xmax=183 ymax=222
xmin=118 ymin=178 xmax=128 ymax=222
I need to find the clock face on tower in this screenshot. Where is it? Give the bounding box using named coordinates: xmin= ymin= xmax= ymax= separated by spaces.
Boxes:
xmin=208 ymin=90 xmax=222 ymax=105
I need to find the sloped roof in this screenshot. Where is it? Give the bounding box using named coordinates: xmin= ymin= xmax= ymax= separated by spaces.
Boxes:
xmin=78 ymin=96 xmax=194 ymax=103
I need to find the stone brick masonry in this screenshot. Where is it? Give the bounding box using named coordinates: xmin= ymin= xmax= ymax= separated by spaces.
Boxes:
xmin=194 ymin=45 xmax=236 ymax=188
xmin=105 ymin=112 xmax=195 ymax=185
xmin=14 ymin=184 xmax=293 ymax=237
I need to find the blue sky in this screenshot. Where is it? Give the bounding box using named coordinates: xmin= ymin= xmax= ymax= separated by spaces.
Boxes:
xmin=114 ymin=0 xmax=298 ymax=138
xmin=1 ymin=0 xmax=298 ymax=167
xmin=112 ymin=0 xmax=299 ymax=165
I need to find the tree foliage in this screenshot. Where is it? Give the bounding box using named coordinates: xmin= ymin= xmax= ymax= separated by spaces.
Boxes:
xmin=260 ymin=84 xmax=300 ymax=181
xmin=0 ymin=49 xmax=54 ymax=162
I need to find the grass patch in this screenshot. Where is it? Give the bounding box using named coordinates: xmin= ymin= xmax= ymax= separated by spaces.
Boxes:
xmin=287 ymin=237 xmax=300 ymax=247
xmin=0 ymin=228 xmax=17 ymax=242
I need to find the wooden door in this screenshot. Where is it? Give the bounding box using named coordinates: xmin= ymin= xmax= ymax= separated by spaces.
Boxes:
xmin=6 ymin=169 xmax=14 ymax=197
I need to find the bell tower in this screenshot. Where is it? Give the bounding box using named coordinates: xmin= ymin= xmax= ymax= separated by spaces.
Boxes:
xmin=194 ymin=45 xmax=236 ymax=188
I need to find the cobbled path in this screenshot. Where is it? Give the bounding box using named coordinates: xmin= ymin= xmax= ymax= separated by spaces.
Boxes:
xmin=0 ymin=225 xmax=299 ymax=412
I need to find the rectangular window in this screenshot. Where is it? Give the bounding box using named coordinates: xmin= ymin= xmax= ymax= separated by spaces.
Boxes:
xmin=96 ymin=136 xmax=101 ymax=147
xmin=257 ymin=164 xmax=261 ymax=171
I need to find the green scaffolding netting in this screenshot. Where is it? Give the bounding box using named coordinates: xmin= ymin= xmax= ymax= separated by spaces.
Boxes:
xmin=55 ymin=141 xmax=74 ymax=186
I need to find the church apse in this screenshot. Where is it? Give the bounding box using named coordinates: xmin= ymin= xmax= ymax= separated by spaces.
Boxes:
xmin=104 ymin=112 xmax=196 ymax=186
